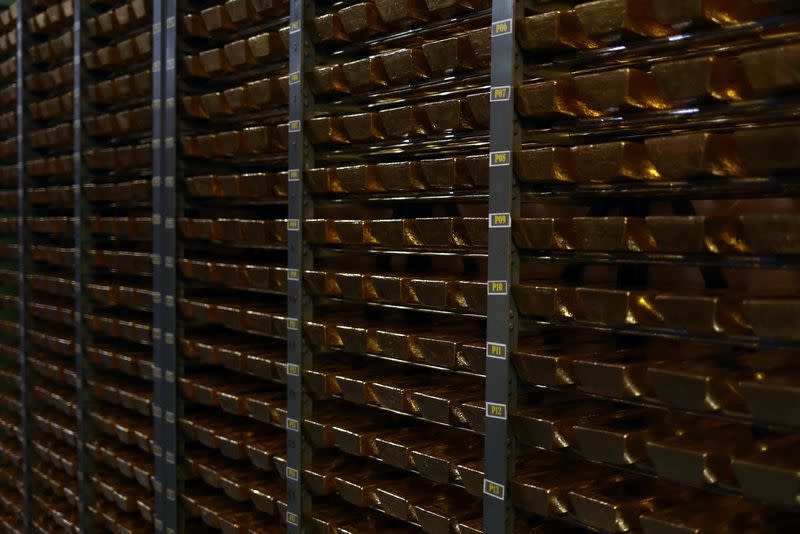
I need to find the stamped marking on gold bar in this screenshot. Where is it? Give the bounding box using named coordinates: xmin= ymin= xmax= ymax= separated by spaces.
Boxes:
xmin=287 ymin=268 xmax=300 ymax=281
xmin=287 ymin=317 xmax=299 ymax=330
xmin=486 ymin=342 xmax=507 ymax=360
xmin=287 ymin=219 xmax=300 ymax=231
xmin=483 ymin=479 xmax=505 ymax=500
xmin=489 ymin=213 xmax=511 ymax=228
xmin=288 ymin=169 xmax=300 ymax=182
xmin=490 ymin=151 xmax=511 ymax=167
xmin=287 ymin=511 xmax=299 ymax=526
xmin=487 ymin=280 xmax=508 ymax=295
xmin=485 ymin=402 xmax=507 ymax=419
xmin=289 ymin=71 xmax=301 ymax=85
xmin=287 ymin=363 xmax=300 ymax=376
xmin=286 ymin=466 xmax=299 ymax=481
xmin=289 ymin=119 xmax=301 ymax=132
xmin=290 ymin=21 xmax=301 ymax=33
xmin=492 ymin=18 xmax=512 ymax=37
xmin=490 ymin=86 xmax=511 ymax=102
xmin=286 ymin=417 xmax=299 ymax=432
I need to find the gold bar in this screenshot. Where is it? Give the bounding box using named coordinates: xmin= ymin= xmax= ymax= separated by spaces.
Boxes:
xmin=519 ymin=11 xmax=596 ymax=53
xmin=577 ymin=287 xmax=661 ymax=327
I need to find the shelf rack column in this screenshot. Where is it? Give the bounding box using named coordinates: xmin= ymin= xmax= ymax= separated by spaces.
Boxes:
xmin=286 ymin=0 xmax=314 ymax=530
xmin=15 ymin=0 xmax=33 ymax=528
xmin=484 ymin=0 xmax=522 ymax=532
xmin=72 ymin=0 xmax=94 ymax=530
xmin=152 ymin=0 xmax=181 ymax=531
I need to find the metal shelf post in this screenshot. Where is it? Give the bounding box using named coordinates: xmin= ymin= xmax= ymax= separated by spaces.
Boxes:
xmin=152 ymin=0 xmax=180 ymax=530
xmin=287 ymin=0 xmax=314 ymax=530
xmin=73 ymin=0 xmax=95 ymax=530
xmin=484 ymin=0 xmax=522 ymax=532
xmin=16 ymin=0 xmax=33 ymax=528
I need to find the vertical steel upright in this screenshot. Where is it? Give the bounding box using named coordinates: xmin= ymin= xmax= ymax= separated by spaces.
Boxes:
xmin=286 ymin=0 xmax=314 ymax=530
xmin=484 ymin=0 xmax=521 ymax=532
xmin=15 ymin=0 xmax=33 ymax=529
xmin=152 ymin=0 xmax=180 ymax=530
xmin=73 ymin=0 xmax=94 ymax=530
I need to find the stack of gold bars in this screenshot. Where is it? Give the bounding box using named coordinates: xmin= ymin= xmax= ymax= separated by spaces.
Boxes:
xmin=507 ymin=0 xmax=800 ymax=533
xmin=23 ymin=0 xmax=82 ymax=530
xmin=0 ymin=4 xmax=20 ymax=531
xmin=4 ymin=0 xmax=800 ymax=533
xmin=80 ymin=0 xmax=157 ymax=529
xmin=178 ymin=0 xmax=291 ymax=531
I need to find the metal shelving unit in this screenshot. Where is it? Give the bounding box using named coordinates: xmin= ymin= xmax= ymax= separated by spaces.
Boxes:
xmin=2 ymin=1 xmax=800 ymax=533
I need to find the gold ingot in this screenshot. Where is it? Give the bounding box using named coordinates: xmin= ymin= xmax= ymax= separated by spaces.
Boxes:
xmin=740 ymin=214 xmax=800 ymax=254
xmin=732 ymin=435 xmax=800 ymax=507
xmin=740 ymin=42 xmax=800 ymax=94
xmin=644 ymin=132 xmax=745 ymax=179
xmin=516 ymin=147 xmax=577 ymax=183
xmin=517 ymin=80 xmax=597 ymax=120
xmin=342 ymin=56 xmax=387 ymax=92
xmin=575 ymin=67 xmax=669 ymax=112
xmin=577 ymin=287 xmax=660 ymax=327
xmin=342 ymin=112 xmax=384 ymax=143
xmin=374 ymin=0 xmax=430 ymax=27
xmin=734 ymin=126 xmax=800 ymax=175
xmin=421 ymin=35 xmax=475 ymax=74
xmin=572 ymin=141 xmax=661 ymax=182
xmin=520 ymin=10 xmax=596 ymax=53
xmin=338 ymin=2 xmax=386 ymax=37
xmin=743 ymin=298 xmax=800 ymax=342
xmin=513 ymin=284 xmax=579 ymax=319
xmin=513 ymin=217 xmax=578 ymax=250
xmin=575 ymin=0 xmax=674 ymax=42
xmin=652 ymin=55 xmax=751 ymax=103
xmin=650 ymin=0 xmax=773 ymax=27
xmin=376 ymin=161 xmax=425 ymax=192
xmin=575 ymin=217 xmax=655 ymax=252
xmin=378 ymin=106 xmax=429 ymax=139
xmin=313 ymin=13 xmax=349 ymax=44
xmin=200 ymin=4 xmax=235 ymax=33
xmin=381 ymin=48 xmax=429 ymax=84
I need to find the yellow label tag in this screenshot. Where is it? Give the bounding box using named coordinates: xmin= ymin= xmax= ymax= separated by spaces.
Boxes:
xmin=287 ymin=363 xmax=300 ymax=376
xmin=488 ymin=280 xmax=507 ymax=295
xmin=490 ymin=213 xmax=511 ymax=228
xmin=287 ymin=512 xmax=299 ymax=525
xmin=490 ymin=86 xmax=510 ymax=102
xmin=289 ymin=120 xmax=301 ymax=132
xmin=492 ymin=18 xmax=512 ymax=36
xmin=286 ymin=418 xmax=299 ymax=431
xmin=490 ymin=151 xmax=510 ymax=166
xmin=487 ymin=342 xmax=506 ymax=359
xmin=288 ymin=169 xmax=300 ymax=181
xmin=483 ymin=479 xmax=505 ymax=500
xmin=486 ymin=402 xmax=507 ymax=419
